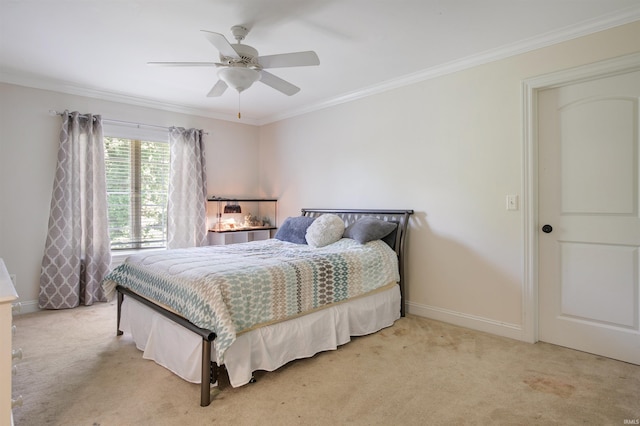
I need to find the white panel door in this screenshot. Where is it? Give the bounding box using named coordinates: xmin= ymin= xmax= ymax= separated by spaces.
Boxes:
xmin=538 ymin=70 xmax=640 ymax=364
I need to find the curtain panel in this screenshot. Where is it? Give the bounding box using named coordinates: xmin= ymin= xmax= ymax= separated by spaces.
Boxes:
xmin=39 ymin=111 xmax=112 ymax=309
xmin=167 ymin=127 xmax=208 ymax=249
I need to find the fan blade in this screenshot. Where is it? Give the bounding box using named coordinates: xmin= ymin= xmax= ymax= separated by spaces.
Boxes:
xmin=201 ymin=30 xmax=240 ymax=59
xmin=259 ymin=71 xmax=300 ymax=96
xmin=207 ymin=80 xmax=228 ymax=97
xmin=147 ymin=62 xmax=220 ymax=67
xmin=258 ymin=51 xmax=320 ymax=69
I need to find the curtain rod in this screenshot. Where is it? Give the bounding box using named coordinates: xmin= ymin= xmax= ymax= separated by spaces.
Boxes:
xmin=48 ymin=110 xmax=209 ymax=135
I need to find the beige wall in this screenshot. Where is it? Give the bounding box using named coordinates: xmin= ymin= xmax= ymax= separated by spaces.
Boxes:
xmin=0 ymin=84 xmax=260 ymax=307
xmin=259 ymin=21 xmax=640 ymax=339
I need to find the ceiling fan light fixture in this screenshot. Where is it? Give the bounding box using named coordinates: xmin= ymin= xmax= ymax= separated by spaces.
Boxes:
xmin=217 ymin=67 xmax=260 ymax=93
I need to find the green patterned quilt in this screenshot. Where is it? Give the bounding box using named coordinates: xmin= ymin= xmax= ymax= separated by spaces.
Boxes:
xmin=103 ymin=238 xmax=399 ymax=361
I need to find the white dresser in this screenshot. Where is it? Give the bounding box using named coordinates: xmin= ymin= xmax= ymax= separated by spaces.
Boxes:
xmin=0 ymin=259 xmax=19 ymax=426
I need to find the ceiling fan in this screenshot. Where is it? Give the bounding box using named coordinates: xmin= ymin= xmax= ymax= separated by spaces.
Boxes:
xmin=148 ymin=25 xmax=320 ymax=99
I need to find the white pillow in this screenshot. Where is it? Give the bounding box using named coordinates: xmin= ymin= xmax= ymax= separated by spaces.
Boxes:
xmin=305 ymin=214 xmax=345 ymax=248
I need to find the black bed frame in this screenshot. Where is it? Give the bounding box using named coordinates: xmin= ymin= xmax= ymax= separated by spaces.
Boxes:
xmin=116 ymin=208 xmax=413 ymax=407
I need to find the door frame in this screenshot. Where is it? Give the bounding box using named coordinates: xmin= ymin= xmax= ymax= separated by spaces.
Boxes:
xmin=522 ymin=52 xmax=640 ymax=343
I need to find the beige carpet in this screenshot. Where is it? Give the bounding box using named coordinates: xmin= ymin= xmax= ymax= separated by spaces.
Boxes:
xmin=11 ymin=301 xmax=639 ymax=425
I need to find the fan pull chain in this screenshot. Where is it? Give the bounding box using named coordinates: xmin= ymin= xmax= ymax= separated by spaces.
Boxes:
xmin=238 ymin=92 xmax=241 ymax=119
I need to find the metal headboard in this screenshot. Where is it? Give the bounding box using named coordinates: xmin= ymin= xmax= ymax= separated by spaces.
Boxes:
xmin=301 ymin=208 xmax=414 ymax=316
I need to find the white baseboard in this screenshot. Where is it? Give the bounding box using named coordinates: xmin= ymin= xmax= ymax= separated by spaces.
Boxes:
xmin=405 ymin=301 xmax=527 ymax=342
xmin=18 ymin=297 xmax=527 ymax=344
xmin=14 ymin=299 xmax=40 ymax=315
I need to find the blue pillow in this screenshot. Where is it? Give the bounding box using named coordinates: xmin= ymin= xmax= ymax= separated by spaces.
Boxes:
xmin=274 ymin=216 xmax=316 ymax=244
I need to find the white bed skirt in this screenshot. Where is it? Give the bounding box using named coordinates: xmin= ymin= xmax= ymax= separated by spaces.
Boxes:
xmin=119 ymin=284 xmax=401 ymax=388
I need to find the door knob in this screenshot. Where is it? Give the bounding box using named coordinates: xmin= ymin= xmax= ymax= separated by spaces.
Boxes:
xmin=542 ymin=224 xmax=553 ymax=233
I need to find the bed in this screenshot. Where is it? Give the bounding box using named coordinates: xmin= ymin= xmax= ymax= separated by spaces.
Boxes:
xmin=103 ymin=208 xmax=413 ymax=406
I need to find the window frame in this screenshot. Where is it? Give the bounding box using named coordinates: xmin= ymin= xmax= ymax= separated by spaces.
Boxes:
xmin=103 ymin=123 xmax=170 ymax=251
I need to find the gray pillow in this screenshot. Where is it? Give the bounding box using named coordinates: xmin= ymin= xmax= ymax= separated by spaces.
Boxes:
xmin=343 ymin=217 xmax=397 ymax=244
xmin=274 ymin=216 xmax=316 ymax=244
xmin=381 ymin=221 xmax=399 ymax=249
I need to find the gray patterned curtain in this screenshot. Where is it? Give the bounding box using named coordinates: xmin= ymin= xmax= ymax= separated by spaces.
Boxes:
xmin=167 ymin=127 xmax=208 ymax=249
xmin=39 ymin=111 xmax=111 ymax=309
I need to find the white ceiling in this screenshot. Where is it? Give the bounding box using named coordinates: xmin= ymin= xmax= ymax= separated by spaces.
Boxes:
xmin=1 ymin=1 xmax=639 ymax=125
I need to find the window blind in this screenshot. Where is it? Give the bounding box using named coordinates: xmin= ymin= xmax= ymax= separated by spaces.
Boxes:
xmin=104 ymin=137 xmax=170 ymax=250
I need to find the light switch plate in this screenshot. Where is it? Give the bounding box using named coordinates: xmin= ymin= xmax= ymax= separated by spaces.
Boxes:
xmin=506 ymin=195 xmax=519 ymax=211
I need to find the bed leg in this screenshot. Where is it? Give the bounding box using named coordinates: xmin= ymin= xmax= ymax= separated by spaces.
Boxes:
xmin=116 ymin=290 xmax=124 ymax=336
xmin=201 ymin=338 xmax=212 ymax=407
xmin=211 ymin=362 xmax=219 ymax=384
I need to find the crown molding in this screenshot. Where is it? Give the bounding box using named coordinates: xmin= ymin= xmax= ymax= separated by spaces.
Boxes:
xmin=259 ymin=6 xmax=640 ymax=125
xmin=0 ymin=69 xmax=260 ymax=126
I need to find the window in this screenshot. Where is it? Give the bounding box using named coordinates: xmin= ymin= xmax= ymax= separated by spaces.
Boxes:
xmin=104 ymin=137 xmax=170 ymax=250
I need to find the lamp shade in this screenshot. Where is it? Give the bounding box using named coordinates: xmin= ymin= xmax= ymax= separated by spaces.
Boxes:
xmin=218 ymin=67 xmax=260 ymax=93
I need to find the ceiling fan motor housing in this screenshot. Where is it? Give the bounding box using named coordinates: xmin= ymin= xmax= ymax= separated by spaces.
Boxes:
xmin=227 ymin=43 xmax=259 ymax=64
